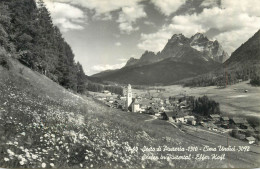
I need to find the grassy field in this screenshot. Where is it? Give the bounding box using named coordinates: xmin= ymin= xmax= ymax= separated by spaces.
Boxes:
xmin=1 ymin=59 xmax=260 ymax=168
xmin=133 ymin=81 xmax=260 ymax=118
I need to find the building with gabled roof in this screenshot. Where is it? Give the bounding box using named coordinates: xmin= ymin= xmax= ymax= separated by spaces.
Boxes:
xmin=246 ymin=137 xmax=256 ymax=144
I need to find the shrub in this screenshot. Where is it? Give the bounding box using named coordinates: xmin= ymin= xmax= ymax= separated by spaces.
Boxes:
xmin=250 ymin=76 xmax=260 ymax=86
xmin=0 ymin=52 xmax=10 ymax=69
xmin=231 ymin=129 xmax=238 ymax=138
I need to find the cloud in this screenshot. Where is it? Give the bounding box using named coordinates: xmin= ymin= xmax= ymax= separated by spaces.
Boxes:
xmin=44 ymin=1 xmax=86 ymax=32
xmin=52 ymin=0 xmax=143 ymax=14
xmin=118 ymin=58 xmax=127 ymax=62
xmin=151 ymin=0 xmax=186 ymax=16
xmin=144 ymin=21 xmax=155 ymax=26
xmin=91 ymin=62 xmax=126 ymax=72
xmin=92 ymin=13 xmax=112 ymax=21
xmin=138 ymin=25 xmax=174 ymax=52
xmin=138 ymin=0 xmax=260 ymax=54
xmin=45 ymin=0 xmax=146 ymax=34
xmin=200 ymin=0 xmax=220 ymax=7
xmin=115 ymin=42 xmax=122 ymax=46
xmin=117 ymin=5 xmax=147 ymax=34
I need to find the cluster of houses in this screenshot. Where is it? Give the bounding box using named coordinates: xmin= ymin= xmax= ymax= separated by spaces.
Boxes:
xmin=93 ymin=84 xmax=259 ymax=145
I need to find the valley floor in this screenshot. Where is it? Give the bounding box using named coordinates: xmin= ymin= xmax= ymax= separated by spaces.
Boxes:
xmin=0 ymin=60 xmax=260 ymax=168
xmin=133 ymin=81 xmax=260 ymax=118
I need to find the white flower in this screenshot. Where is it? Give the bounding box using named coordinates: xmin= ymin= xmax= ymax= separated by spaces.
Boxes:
xmin=20 ymin=161 xmax=25 ymax=165
xmin=42 ymin=163 xmax=46 ymax=168
xmin=21 ymin=132 xmax=26 ymax=136
xmin=85 ymin=156 xmax=88 ymax=160
xmin=4 ymin=157 xmax=9 ymax=161
xmin=50 ymin=163 xmax=54 ymax=167
xmin=80 ymin=163 xmax=83 ymax=167
xmin=32 ymin=154 xmax=38 ymax=160
xmin=7 ymin=149 xmax=15 ymax=156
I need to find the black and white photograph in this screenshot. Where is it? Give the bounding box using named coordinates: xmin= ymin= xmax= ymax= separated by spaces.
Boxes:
xmin=0 ymin=0 xmax=260 ymax=168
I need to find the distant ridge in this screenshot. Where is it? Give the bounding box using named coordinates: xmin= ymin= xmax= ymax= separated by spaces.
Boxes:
xmin=93 ymin=32 xmax=227 ymax=85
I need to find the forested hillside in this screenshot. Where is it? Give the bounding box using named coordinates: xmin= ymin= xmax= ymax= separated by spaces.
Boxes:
xmin=0 ymin=0 xmax=86 ymax=93
xmin=183 ymin=29 xmax=260 ymax=87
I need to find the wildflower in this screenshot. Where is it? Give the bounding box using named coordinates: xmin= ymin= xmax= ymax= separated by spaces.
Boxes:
xmin=4 ymin=157 xmax=9 ymax=161
xmin=32 ymin=154 xmax=38 ymax=160
xmin=7 ymin=149 xmax=15 ymax=156
xmin=85 ymin=156 xmax=88 ymax=160
xmin=21 ymin=132 xmax=26 ymax=136
xmin=50 ymin=163 xmax=54 ymax=167
xmin=42 ymin=163 xmax=46 ymax=168
xmin=20 ymin=161 xmax=25 ymax=165
xmin=80 ymin=164 xmax=83 ymax=167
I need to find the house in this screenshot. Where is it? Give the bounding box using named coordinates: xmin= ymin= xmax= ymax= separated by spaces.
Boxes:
xmin=184 ymin=115 xmax=195 ymax=120
xmin=230 ymin=117 xmax=247 ymax=127
xmin=240 ymin=123 xmax=251 ymax=129
xmin=96 ymin=96 xmax=106 ymax=101
xmin=187 ymin=118 xmax=196 ymax=125
xmin=165 ymin=106 xmax=175 ymax=111
xmin=152 ymin=97 xmax=161 ymax=102
xmin=164 ymin=110 xmax=175 ymax=122
xmin=139 ymin=105 xmax=146 ymax=113
xmin=209 ymin=114 xmax=220 ymax=121
xmin=172 ymin=112 xmax=186 ymax=123
xmin=201 ymin=122 xmax=218 ymax=130
xmin=131 ymin=99 xmax=140 ymax=113
xmin=220 ymin=116 xmax=229 ymax=123
xmin=146 ymin=107 xmax=159 ymax=115
xmin=184 ymin=116 xmax=196 ymax=125
xmin=165 ymin=100 xmax=171 ymax=105
xmin=159 ymin=105 xmax=165 ymax=112
xmin=246 ymin=137 xmax=256 ymax=144
xmin=237 ymin=133 xmax=246 ymax=140
xmin=120 ymin=96 xmax=126 ymax=100
xmin=255 ymin=126 xmax=260 ymax=134
xmin=103 ymin=90 xmax=111 ymax=95
xmin=135 ymin=96 xmax=141 ymax=101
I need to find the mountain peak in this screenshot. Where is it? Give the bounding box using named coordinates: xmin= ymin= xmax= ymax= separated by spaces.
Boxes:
xmin=169 ymin=33 xmax=187 ymax=42
xmin=190 ymin=32 xmax=209 ymax=43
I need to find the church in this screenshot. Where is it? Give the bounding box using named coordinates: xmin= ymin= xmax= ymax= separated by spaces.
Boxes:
xmin=125 ymin=84 xmax=140 ymax=112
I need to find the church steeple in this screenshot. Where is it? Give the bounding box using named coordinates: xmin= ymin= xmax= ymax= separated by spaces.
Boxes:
xmin=126 ymin=84 xmax=132 ymax=110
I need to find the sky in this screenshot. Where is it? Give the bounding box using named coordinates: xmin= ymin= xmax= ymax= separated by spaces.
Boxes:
xmin=42 ymin=0 xmax=260 ymax=75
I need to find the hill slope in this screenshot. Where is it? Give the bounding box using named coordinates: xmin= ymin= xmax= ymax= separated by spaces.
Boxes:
xmin=225 ymin=29 xmax=260 ymax=67
xmin=94 ymin=57 xmax=220 ymax=85
xmin=1 ymin=56 xmax=260 ymax=168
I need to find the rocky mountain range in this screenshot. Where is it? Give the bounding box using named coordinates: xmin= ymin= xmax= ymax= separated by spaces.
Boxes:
xmin=93 ymin=32 xmax=229 ymax=85
xmin=125 ymin=33 xmax=229 ymax=67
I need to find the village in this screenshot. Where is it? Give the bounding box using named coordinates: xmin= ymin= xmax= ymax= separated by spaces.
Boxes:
xmin=91 ymin=84 xmax=259 ymax=145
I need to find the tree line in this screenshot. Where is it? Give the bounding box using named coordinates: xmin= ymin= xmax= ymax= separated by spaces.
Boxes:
xmin=0 ymin=0 xmax=86 ymax=93
xmin=170 ymin=95 xmax=220 ymax=117
xmin=86 ymin=82 xmax=123 ymax=96
xmin=0 ymin=0 xmax=124 ymax=95
xmin=183 ymin=65 xmax=259 ymax=88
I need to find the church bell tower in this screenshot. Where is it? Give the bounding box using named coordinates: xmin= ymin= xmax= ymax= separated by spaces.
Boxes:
xmin=126 ymin=84 xmax=132 ymax=109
